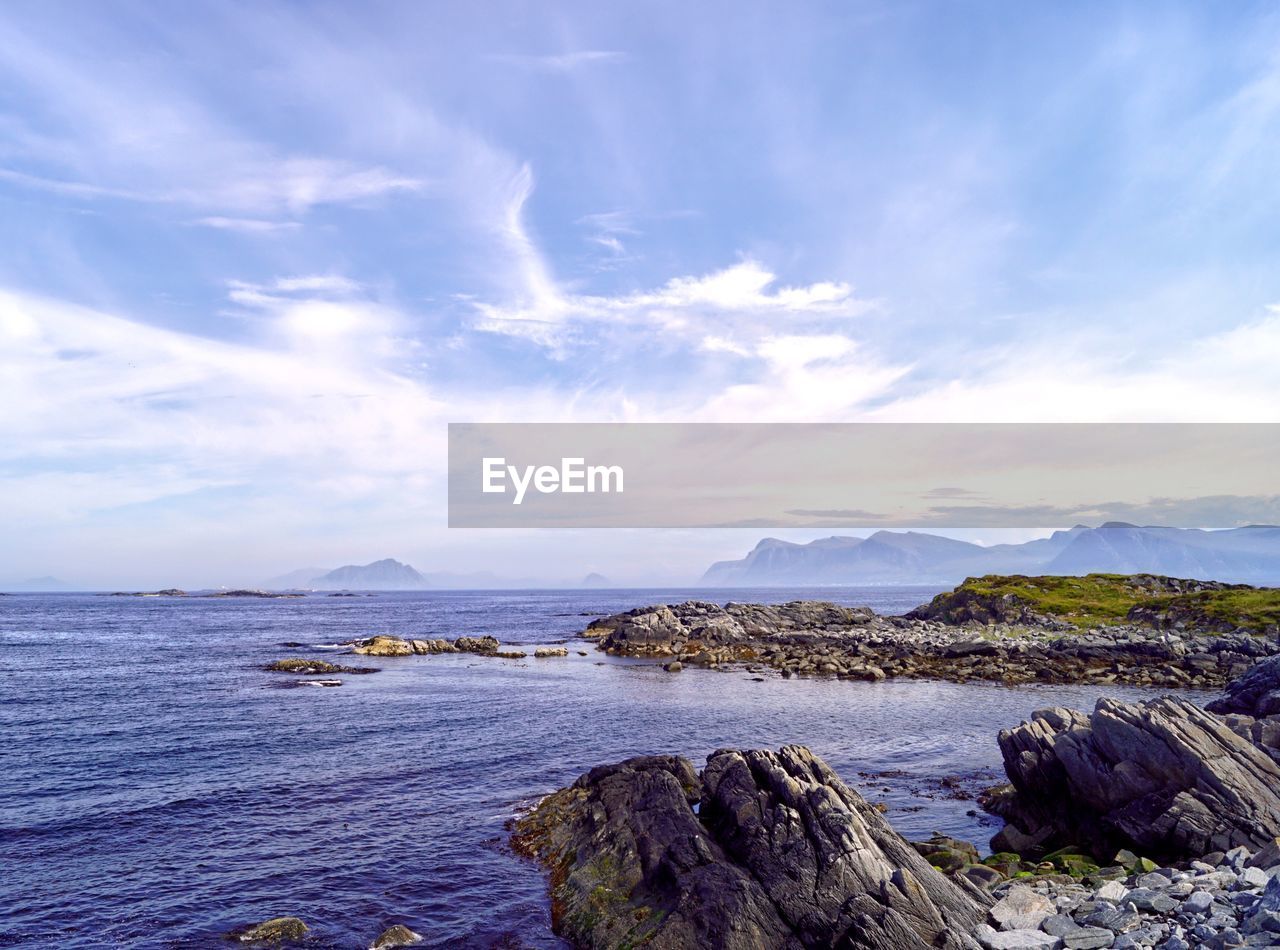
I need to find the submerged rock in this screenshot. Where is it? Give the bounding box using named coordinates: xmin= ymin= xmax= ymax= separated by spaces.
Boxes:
xmin=264 ymin=658 xmax=377 ymax=675
xmin=370 ymin=923 xmax=422 ymax=948
xmin=513 ymin=746 xmax=987 ymax=948
xmin=985 ymin=696 xmax=1280 ymax=860
xmin=230 ymin=916 xmax=308 ymax=943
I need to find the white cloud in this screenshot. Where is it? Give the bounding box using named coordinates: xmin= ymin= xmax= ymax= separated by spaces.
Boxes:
xmin=192 ymin=217 xmax=301 ymax=233
xmin=488 ymin=51 xmax=627 ymax=72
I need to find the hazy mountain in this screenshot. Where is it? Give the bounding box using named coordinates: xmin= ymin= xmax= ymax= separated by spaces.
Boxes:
xmin=580 ymin=572 xmax=611 ymax=587
xmin=6 ymin=576 xmax=75 ymax=591
xmin=262 ymin=567 xmax=332 ymax=590
xmin=701 ymin=524 xmax=1280 ymax=586
xmin=311 ymin=558 xmax=426 ymax=590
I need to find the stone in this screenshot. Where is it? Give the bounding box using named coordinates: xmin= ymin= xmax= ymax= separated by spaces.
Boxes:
xmin=512 ymin=746 xmax=987 ymax=949
xmin=1184 ymin=890 xmax=1215 ymax=914
xmin=1246 ymin=838 xmax=1280 ymax=871
xmin=370 ymin=924 xmax=422 ymax=948
xmin=1062 ymin=927 xmax=1114 ymax=949
xmin=977 ymin=924 xmax=1060 ymax=949
xmin=232 ymin=917 xmax=308 ymax=943
xmin=533 ymin=646 xmax=568 ymax=658
xmin=264 ymin=658 xmax=376 ymax=675
xmin=1096 ymin=880 xmax=1129 ymax=902
xmin=1240 ymin=866 xmax=1269 ymax=888
xmin=1040 ymin=913 xmax=1082 ymax=937
xmin=1127 ymin=888 xmax=1179 ymax=913
xmin=664 ymin=660 xmax=683 ymax=672
xmin=991 ymin=884 xmax=1054 ymax=931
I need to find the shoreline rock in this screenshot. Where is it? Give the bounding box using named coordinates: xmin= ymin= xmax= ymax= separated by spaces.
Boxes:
xmin=513 ymin=745 xmax=988 ymax=948
xmin=584 ymin=598 xmax=1279 ymax=689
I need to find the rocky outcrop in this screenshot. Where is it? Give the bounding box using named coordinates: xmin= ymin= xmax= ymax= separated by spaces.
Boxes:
xmin=264 ymin=658 xmax=377 ymax=675
xmin=350 ymin=635 xmax=415 ymax=657
xmin=229 ymin=916 xmax=308 ymax=942
xmin=584 ymin=600 xmax=876 ymax=655
xmin=983 ymin=696 xmax=1280 ymax=861
xmin=452 ymin=635 xmax=500 ymax=655
xmin=513 ymin=746 xmax=987 ymax=949
xmin=534 ymin=646 xmax=568 ymax=657
xmin=585 ymin=600 xmax=1278 ymax=688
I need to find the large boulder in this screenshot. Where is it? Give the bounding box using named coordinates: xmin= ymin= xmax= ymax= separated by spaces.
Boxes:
xmin=986 ymin=696 xmax=1280 ymax=860
xmin=513 ymin=746 xmax=986 ymax=948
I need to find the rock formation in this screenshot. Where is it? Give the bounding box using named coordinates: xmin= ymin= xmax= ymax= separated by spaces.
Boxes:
xmin=584 ymin=599 xmax=1277 ymax=689
xmin=513 ymin=746 xmax=987 ymax=949
xmin=984 ymin=696 xmax=1280 ymax=861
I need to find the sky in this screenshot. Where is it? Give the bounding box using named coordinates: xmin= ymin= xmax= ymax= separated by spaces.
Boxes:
xmin=3 ymin=1 xmax=1280 ymax=587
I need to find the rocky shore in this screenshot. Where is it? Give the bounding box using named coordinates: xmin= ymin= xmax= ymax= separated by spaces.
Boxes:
xmin=584 ymin=586 xmax=1280 ymax=689
xmin=512 ymin=653 xmax=1280 ymax=949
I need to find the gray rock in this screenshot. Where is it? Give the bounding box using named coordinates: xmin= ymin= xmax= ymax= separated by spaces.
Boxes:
xmin=1127 ymin=888 xmax=1179 ymax=914
xmin=512 ymin=745 xmax=987 ymax=949
xmin=991 ymin=885 xmax=1054 ymax=931
xmin=1041 ymin=913 xmax=1082 ymax=937
xmin=989 ymin=697 xmax=1280 ymax=860
xmin=1096 ymin=880 xmax=1129 ymax=902
xmin=1241 ymin=866 xmax=1270 ymax=889
xmin=1183 ymin=890 xmax=1215 ymax=914
xmin=977 ymin=925 xmax=1060 ymax=949
xmin=1062 ymin=926 xmax=1114 ymax=949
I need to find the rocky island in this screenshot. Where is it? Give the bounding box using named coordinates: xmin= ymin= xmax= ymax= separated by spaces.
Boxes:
xmin=584 ymin=574 xmax=1280 ymax=689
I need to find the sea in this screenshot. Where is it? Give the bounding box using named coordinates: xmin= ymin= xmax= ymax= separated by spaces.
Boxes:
xmin=0 ymin=588 xmax=1196 ymax=948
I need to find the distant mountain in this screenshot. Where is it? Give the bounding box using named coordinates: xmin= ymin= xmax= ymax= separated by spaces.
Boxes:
xmin=8 ymin=576 xmax=75 ymax=591
xmin=311 ymin=558 xmax=427 ymax=590
xmin=580 ymin=572 xmax=611 ymax=588
xmin=700 ymin=524 xmax=1280 ymax=586
xmin=262 ymin=567 xmax=331 ymax=590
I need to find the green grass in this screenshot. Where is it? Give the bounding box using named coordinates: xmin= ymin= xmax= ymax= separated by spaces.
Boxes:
xmin=947 ymin=573 xmax=1280 ymax=633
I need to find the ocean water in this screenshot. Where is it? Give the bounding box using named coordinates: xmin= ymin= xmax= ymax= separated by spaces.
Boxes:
xmin=0 ymin=588 xmax=1197 ymax=949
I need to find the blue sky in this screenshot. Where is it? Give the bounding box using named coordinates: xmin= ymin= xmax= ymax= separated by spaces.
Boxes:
xmin=3 ymin=1 xmax=1280 ymax=586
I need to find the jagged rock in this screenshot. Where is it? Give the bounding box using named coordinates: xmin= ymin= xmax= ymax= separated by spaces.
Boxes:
xmin=350 ymin=635 xmax=414 ymax=657
xmin=370 ymin=923 xmax=422 ymax=948
xmin=986 ymin=696 xmax=1280 ymax=860
xmin=513 ymin=746 xmax=987 ymax=949
xmin=230 ymin=916 xmax=308 ymax=942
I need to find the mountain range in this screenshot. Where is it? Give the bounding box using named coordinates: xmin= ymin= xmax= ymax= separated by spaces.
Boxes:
xmin=263 ymin=559 xmax=611 ymax=590
xmin=700 ymin=523 xmax=1280 ymax=586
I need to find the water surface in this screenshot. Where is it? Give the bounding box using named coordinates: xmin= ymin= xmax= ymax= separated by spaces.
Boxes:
xmin=0 ymin=588 xmax=1196 ymax=948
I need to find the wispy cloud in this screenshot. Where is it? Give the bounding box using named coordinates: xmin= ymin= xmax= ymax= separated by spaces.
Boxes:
xmin=488 ymin=50 xmax=627 ymax=72
xmin=192 ymin=217 xmax=301 ymax=233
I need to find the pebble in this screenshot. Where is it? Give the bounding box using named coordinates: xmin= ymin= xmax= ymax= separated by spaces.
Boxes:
xmin=982 ymin=844 xmax=1280 ymax=950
